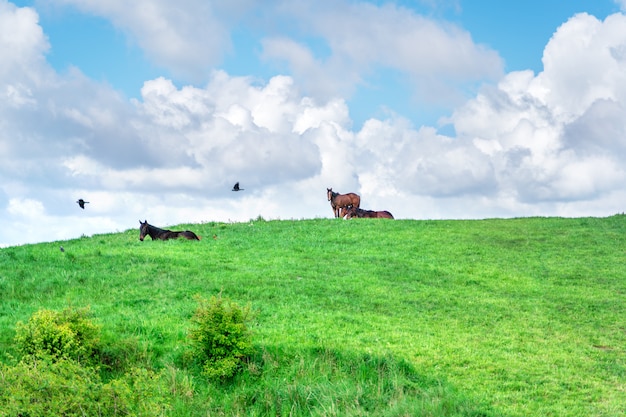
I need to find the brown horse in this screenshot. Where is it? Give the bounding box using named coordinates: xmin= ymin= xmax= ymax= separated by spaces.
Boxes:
xmin=139 ymin=220 xmax=201 ymax=241
xmin=327 ymin=188 xmax=360 ymax=218
xmin=343 ymin=206 xmax=394 ymax=219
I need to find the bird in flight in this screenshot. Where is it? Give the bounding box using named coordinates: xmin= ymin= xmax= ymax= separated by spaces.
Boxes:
xmin=232 ymin=182 xmax=244 ymax=191
xmin=76 ymin=199 xmax=89 ymax=209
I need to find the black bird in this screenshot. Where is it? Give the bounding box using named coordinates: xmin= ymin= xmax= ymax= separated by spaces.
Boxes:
xmin=232 ymin=182 xmax=244 ymax=192
xmin=60 ymin=246 xmax=65 ymax=252
xmin=76 ymin=199 xmax=89 ymax=209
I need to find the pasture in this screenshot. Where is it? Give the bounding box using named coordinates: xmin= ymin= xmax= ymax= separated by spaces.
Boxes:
xmin=0 ymin=216 xmax=625 ymax=416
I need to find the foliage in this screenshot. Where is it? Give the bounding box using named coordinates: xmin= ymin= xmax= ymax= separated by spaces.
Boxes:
xmin=99 ymin=367 xmax=171 ymax=416
xmin=13 ymin=306 xmax=100 ymax=364
xmin=0 ymin=356 xmax=170 ymax=417
xmin=186 ymin=294 xmax=254 ymax=380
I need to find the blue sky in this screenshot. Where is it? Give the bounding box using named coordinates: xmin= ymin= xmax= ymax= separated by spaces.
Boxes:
xmin=2 ymin=0 xmax=626 ymax=246
xmin=453 ymin=1 xmax=621 ymax=70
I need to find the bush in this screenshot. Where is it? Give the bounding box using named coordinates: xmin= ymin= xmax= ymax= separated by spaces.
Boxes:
xmin=0 ymin=357 xmax=101 ymax=417
xmin=13 ymin=306 xmax=100 ymax=364
xmin=0 ymin=357 xmax=170 ymax=417
xmin=99 ymin=367 xmax=171 ymax=416
xmin=3 ymin=307 xmax=172 ymax=417
xmin=187 ymin=294 xmax=254 ymax=380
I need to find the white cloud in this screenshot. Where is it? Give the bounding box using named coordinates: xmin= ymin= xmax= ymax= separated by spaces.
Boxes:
xmin=352 ymin=118 xmax=496 ymax=198
xmin=7 ymin=197 xmax=45 ymax=217
xmin=132 ymin=72 xmax=324 ymax=190
xmin=450 ymin=12 xmax=626 ymax=204
xmin=261 ymin=1 xmax=503 ymax=104
xmin=0 ymin=1 xmax=50 ymax=82
xmin=536 ymin=13 xmax=626 ymax=121
xmin=47 ymin=0 xmax=238 ymax=82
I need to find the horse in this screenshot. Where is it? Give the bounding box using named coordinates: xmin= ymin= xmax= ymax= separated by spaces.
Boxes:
xmin=139 ymin=220 xmax=201 ymax=241
xmin=343 ymin=206 xmax=394 ymax=219
xmin=327 ymin=188 xmax=360 ymax=218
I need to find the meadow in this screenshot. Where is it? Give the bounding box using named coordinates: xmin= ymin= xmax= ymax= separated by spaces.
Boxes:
xmin=0 ymin=216 xmax=625 ymax=416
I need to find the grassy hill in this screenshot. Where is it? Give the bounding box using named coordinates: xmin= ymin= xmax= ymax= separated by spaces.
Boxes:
xmin=1 ymin=216 xmax=625 ymax=416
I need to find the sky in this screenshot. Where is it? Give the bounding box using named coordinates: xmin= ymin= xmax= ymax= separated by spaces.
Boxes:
xmin=2 ymin=0 xmax=626 ymax=247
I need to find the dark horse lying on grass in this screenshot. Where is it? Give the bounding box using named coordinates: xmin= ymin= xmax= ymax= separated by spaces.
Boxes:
xmin=343 ymin=206 xmax=394 ymax=219
xmin=139 ymin=220 xmax=201 ymax=241
xmin=327 ymin=188 xmax=360 ymax=218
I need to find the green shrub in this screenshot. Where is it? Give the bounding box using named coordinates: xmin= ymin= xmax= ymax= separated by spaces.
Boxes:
xmin=0 ymin=357 xmax=170 ymax=417
xmin=99 ymin=367 xmax=171 ymax=416
xmin=13 ymin=306 xmax=100 ymax=364
xmin=0 ymin=357 xmax=101 ymax=417
xmin=187 ymin=294 xmax=254 ymax=380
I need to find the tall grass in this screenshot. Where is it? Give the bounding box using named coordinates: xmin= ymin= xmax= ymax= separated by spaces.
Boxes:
xmin=1 ymin=216 xmax=625 ymax=416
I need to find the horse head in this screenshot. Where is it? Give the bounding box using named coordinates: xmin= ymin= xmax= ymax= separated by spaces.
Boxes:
xmin=326 ymin=188 xmax=333 ymax=201
xmin=139 ymin=220 xmax=148 ymax=241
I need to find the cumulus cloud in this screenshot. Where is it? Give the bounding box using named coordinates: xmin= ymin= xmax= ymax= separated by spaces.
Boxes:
xmin=47 ymin=0 xmax=242 ymax=82
xmin=0 ymin=1 xmax=50 ymax=83
xmin=450 ymin=12 xmax=626 ymax=204
xmin=45 ymin=72 xmax=327 ymax=199
xmin=261 ymin=1 xmax=503 ymax=103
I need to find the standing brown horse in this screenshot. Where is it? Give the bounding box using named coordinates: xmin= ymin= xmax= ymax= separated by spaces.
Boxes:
xmin=327 ymin=188 xmax=360 ymax=218
xmin=343 ymin=206 xmax=394 ymax=219
xmin=139 ymin=220 xmax=201 ymax=241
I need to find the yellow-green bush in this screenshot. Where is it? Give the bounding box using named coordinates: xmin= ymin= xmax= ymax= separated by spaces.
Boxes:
xmin=0 ymin=357 xmax=170 ymax=417
xmin=187 ymin=294 xmax=255 ymax=380
xmin=13 ymin=306 xmax=100 ymax=364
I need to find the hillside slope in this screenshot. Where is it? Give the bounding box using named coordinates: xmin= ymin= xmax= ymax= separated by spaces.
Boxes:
xmin=1 ymin=216 xmax=625 ymax=416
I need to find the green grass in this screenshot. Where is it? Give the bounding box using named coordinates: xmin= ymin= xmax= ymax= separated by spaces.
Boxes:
xmin=1 ymin=216 xmax=625 ymax=416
